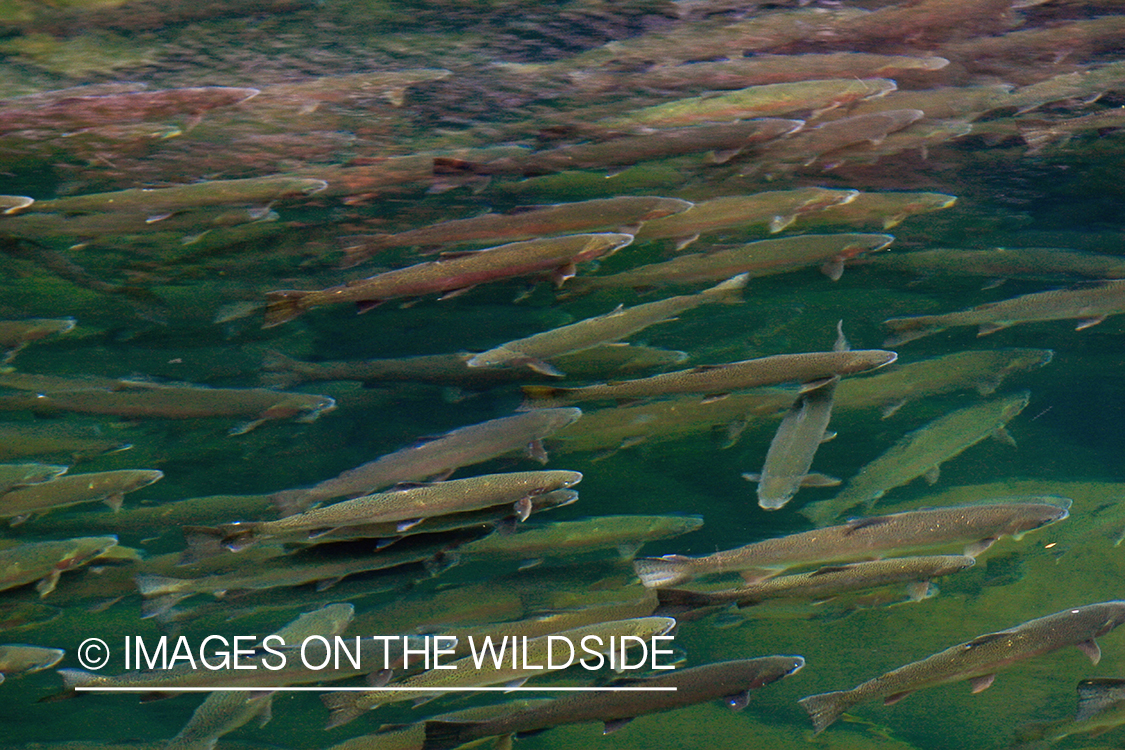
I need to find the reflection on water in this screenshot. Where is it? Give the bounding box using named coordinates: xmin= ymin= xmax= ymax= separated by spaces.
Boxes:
xmin=3 ymin=1 xmax=1125 ymax=749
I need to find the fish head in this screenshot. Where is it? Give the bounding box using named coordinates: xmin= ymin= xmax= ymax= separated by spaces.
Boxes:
xmin=751 ymin=655 xmax=806 ymax=687
xmin=1006 ymin=500 xmax=1071 ymax=538
xmin=1086 ymin=602 xmax=1125 ymax=637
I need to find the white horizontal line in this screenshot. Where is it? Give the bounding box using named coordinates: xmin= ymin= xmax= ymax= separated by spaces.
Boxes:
xmin=76 ymin=686 xmax=677 ymax=693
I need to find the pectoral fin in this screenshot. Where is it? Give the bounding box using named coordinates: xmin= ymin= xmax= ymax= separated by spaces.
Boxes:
xmin=969 ymin=674 xmax=996 ymax=693
xmin=1078 ymin=639 xmax=1102 ymax=665
xmin=603 ymin=717 xmax=633 ymax=734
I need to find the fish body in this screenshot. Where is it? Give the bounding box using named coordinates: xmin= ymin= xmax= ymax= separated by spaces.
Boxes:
xmin=262 ymin=344 xmax=687 ymax=389
xmin=0 ymin=468 xmax=163 ymax=522
xmin=632 ymin=188 xmax=860 ymax=246
xmin=457 ymin=514 xmax=704 ymax=560
xmin=165 ymin=691 xmax=273 ymax=750
xmin=0 ymin=86 xmax=260 ymax=134
xmin=576 ymin=233 xmax=894 ymax=290
xmin=617 ymin=54 xmax=948 ymax=92
xmin=745 ymin=376 xmax=839 ymax=510
xmin=0 ymin=318 xmax=75 ymax=362
xmin=802 ymin=391 xmax=1031 ymax=525
xmin=748 ymin=110 xmax=925 ymax=173
xmin=0 ymin=644 xmax=66 ymax=683
xmin=0 ymin=462 xmax=69 ymax=495
xmin=884 ymin=281 xmax=1125 ymax=345
xmin=550 ymin=390 xmax=792 ymax=455
xmin=438 ymin=120 xmax=802 ymax=177
xmin=271 ymin=408 xmax=581 ymax=515
xmin=468 ymin=274 xmax=747 ymax=374
xmin=421 ymin=656 xmax=805 ymax=750
xmin=203 ymin=470 xmax=582 ymax=550
xmin=0 ymin=374 xmax=335 ymax=431
xmin=323 ymin=617 xmax=677 ymax=727
xmin=340 ymin=197 xmax=689 ymax=265
xmin=0 ymin=536 xmax=118 ymax=596
xmin=522 ymin=349 xmax=897 ymax=406
xmin=793 ymin=192 xmax=958 ymax=231
xmin=657 ymin=555 xmax=975 ymax=612
xmin=32 ymin=175 xmax=326 ymax=216
xmin=633 ymin=499 xmax=1069 ymax=587
xmin=799 ymin=601 xmax=1125 ymax=734
xmin=834 ymin=349 xmax=1053 ymax=418
xmin=264 ymin=233 xmax=633 ymax=327
xmin=602 ymin=78 xmax=897 ymax=129
xmin=870 ymin=247 xmax=1125 ymax=282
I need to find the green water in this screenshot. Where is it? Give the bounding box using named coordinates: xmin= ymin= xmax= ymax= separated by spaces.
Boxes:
xmin=3 ymin=1 xmax=1125 ymax=749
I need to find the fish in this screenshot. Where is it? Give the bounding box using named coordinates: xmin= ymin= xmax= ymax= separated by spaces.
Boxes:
xmin=743 ymin=323 xmax=847 ymax=510
xmin=271 ymin=408 xmax=581 ymax=515
xmin=867 ymin=247 xmax=1125 ymax=282
xmin=1011 ymin=677 xmax=1125 ymax=746
xmin=30 ymin=175 xmax=327 ymax=216
xmin=467 ymin=274 xmax=747 ymax=376
xmin=324 ymin=700 xmax=553 ymax=750
xmin=0 ymin=195 xmax=33 ymax=214
xmin=801 ymin=391 xmax=1031 ymax=525
xmin=790 ymin=192 xmax=959 ymax=232
xmin=0 ymin=644 xmax=66 ymax=684
xmin=549 ymin=389 xmax=793 ymax=455
xmin=744 ymin=110 xmax=926 ymax=174
xmin=633 ymin=499 xmax=1069 ymax=588
xmin=0 ymin=536 xmax=118 ymax=597
xmin=339 ymin=196 xmax=691 ymax=266
xmin=165 ymin=691 xmax=274 ymax=750
xmin=834 ymin=349 xmax=1053 ymax=418
xmin=0 ymin=86 xmax=260 ymax=134
xmin=249 ymin=68 xmax=452 ymax=111
xmin=0 ymin=423 xmax=131 ymax=463
xmin=600 ymin=78 xmax=897 ymax=129
xmin=0 ymin=318 xmax=75 ymax=362
xmin=0 ymin=462 xmax=69 ymax=495
xmin=421 ymin=656 xmax=806 ymax=750
xmin=521 ymin=348 xmax=897 ymax=406
xmin=0 ymin=468 xmax=163 ymax=524
xmin=433 ymin=120 xmax=803 ymax=177
xmin=133 ymin=535 xmax=467 ymax=616
xmin=605 ymin=54 xmax=949 ymax=93
xmin=630 ymin=188 xmax=860 ymax=248
xmin=656 ymin=555 xmax=976 ymax=613
xmin=571 ymin=233 xmax=894 ymax=290
xmin=260 ymin=343 xmax=688 ymax=389
xmin=322 ymin=616 xmax=677 ymax=727
xmin=263 ymin=233 xmax=633 ymax=328
xmin=188 ymin=470 xmax=583 ymax=552
xmin=805 ymin=395 xmax=1030 ymax=526
xmin=0 ymin=373 xmax=336 ymax=434
xmin=455 ymin=514 xmax=705 ymax=562
xmin=883 ymin=281 xmax=1125 ymax=345
xmin=799 ymin=601 xmax=1125 ymax=734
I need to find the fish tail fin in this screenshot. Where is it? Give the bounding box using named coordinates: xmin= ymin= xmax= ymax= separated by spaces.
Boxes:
xmin=881 ymin=317 xmax=942 ymax=346
xmin=322 ymin=692 xmax=364 ymax=729
xmin=519 ymin=385 xmax=570 ymax=406
xmin=180 ymin=526 xmax=228 ymax=562
xmin=702 ymin=273 xmax=749 ymax=303
xmin=259 ymin=350 xmax=306 ymax=388
xmin=262 ymin=291 xmax=309 ymax=329
xmin=56 ymin=668 xmax=98 ymax=693
xmin=654 ymin=587 xmax=713 ymax=609
xmin=799 ymin=690 xmax=852 ymax=735
xmin=633 ymin=555 xmax=695 ymax=588
xmin=421 ymin=720 xmax=482 ymax=750
xmin=337 ymin=238 xmax=387 ymax=269
xmin=134 ymin=574 xmax=186 ymax=598
xmin=272 ymin=489 xmax=313 ymax=518
xmin=798 ymin=499 xmax=840 ymax=528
